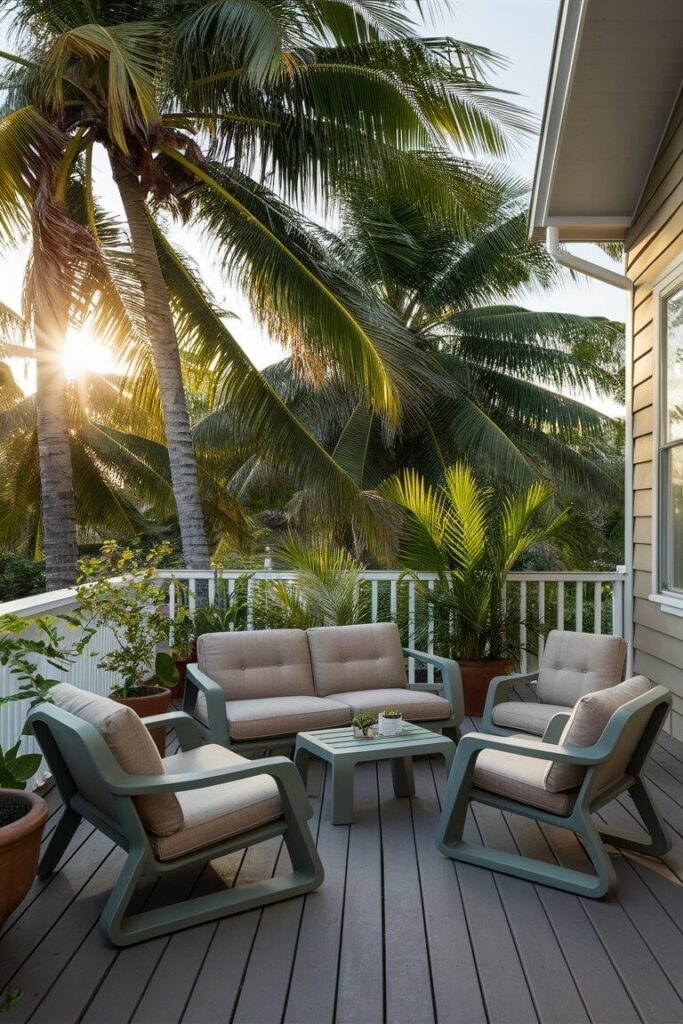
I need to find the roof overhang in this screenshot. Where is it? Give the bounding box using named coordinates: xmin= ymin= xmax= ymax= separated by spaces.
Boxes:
xmin=529 ymin=0 xmax=683 ymax=243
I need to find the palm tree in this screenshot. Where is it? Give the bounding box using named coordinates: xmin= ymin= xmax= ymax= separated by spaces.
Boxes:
xmin=382 ymin=463 xmax=572 ymax=661
xmin=0 ymin=1 xmax=529 ymax=583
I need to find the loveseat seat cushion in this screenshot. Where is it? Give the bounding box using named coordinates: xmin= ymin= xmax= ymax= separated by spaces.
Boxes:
xmin=197 ymin=628 xmax=315 ymax=701
xmin=473 ymin=747 xmax=577 ymax=816
xmin=196 ymin=693 xmax=351 ymax=739
xmin=149 ymin=745 xmax=282 ymax=861
xmin=491 ymin=701 xmax=567 ymax=736
xmin=307 ymin=623 xmax=407 ymax=697
xmin=535 ymin=630 xmax=627 ymax=707
xmin=51 ymin=683 xmax=183 ymax=836
xmin=328 ymin=687 xmax=451 ymax=721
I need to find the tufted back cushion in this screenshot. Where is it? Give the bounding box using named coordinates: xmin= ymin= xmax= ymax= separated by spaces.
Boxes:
xmin=544 ymin=675 xmax=651 ymax=793
xmin=307 ymin=623 xmax=406 ymax=697
xmin=536 ymin=630 xmax=626 ymax=707
xmin=197 ymin=629 xmax=315 ymax=701
xmin=50 ymin=683 xmax=183 ymax=836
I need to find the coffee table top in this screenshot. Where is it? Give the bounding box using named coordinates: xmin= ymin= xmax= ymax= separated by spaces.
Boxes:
xmin=294 ymin=722 xmax=455 ymax=760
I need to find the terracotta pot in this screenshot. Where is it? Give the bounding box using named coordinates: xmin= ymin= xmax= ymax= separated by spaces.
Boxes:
xmin=169 ymin=643 xmax=197 ymax=699
xmin=0 ymin=789 xmax=48 ymax=928
xmin=458 ymin=658 xmax=514 ymax=717
xmin=113 ymin=685 xmax=172 ymax=756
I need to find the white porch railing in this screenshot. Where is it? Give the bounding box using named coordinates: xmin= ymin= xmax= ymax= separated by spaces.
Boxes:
xmin=0 ymin=569 xmax=626 ymax=773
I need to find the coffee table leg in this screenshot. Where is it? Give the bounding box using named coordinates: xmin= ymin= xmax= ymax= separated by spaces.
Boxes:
xmin=391 ymin=756 xmax=416 ymax=798
xmin=294 ymin=747 xmax=314 ymax=793
xmin=331 ymin=761 xmax=355 ymax=825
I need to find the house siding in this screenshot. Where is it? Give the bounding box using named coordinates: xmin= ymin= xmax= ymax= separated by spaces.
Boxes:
xmin=625 ymin=91 xmax=683 ymax=739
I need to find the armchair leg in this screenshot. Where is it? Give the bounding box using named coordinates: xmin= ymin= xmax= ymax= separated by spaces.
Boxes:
xmin=38 ymin=807 xmax=82 ymax=876
xmin=442 ymin=725 xmax=461 ymax=743
xmin=598 ymin=779 xmax=671 ymax=858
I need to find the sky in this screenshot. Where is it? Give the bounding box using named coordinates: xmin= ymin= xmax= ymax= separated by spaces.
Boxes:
xmin=0 ymin=0 xmax=629 ymax=383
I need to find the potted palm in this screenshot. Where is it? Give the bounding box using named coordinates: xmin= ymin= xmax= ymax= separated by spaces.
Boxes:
xmin=0 ymin=613 xmax=92 ymax=927
xmin=75 ymin=542 xmax=179 ymax=754
xmin=383 ymin=463 xmax=572 ymax=715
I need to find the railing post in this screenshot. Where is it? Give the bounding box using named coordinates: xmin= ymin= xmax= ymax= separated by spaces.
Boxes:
xmin=612 ymin=578 xmax=625 ymax=638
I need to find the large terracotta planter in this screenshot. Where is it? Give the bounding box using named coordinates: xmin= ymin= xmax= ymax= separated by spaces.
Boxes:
xmin=169 ymin=643 xmax=197 ymax=700
xmin=0 ymin=789 xmax=48 ymax=928
xmin=113 ymin=685 xmax=171 ymax=756
xmin=458 ymin=658 xmax=514 ymax=717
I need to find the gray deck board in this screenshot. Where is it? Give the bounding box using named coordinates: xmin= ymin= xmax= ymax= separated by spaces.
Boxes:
xmin=4 ymin=729 xmax=683 ymax=1023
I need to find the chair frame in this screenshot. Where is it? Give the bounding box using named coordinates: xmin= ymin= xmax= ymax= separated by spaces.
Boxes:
xmin=436 ymin=685 xmax=672 ymax=898
xmin=481 ymin=670 xmax=547 ymax=735
xmin=27 ymin=704 xmax=324 ymax=947
xmin=184 ymin=646 xmax=464 ymax=754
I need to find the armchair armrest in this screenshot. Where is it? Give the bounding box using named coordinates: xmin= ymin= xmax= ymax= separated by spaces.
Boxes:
xmin=541 ymin=712 xmax=571 ymax=744
xmin=481 ymin=671 xmax=539 ymax=733
xmin=141 ymin=710 xmax=204 ymax=751
xmin=402 ymin=648 xmax=464 ymax=724
xmin=184 ymin=664 xmax=229 ymax=746
xmin=456 ymin=730 xmax=606 ymax=767
xmin=107 ymin=755 xmax=313 ymax=820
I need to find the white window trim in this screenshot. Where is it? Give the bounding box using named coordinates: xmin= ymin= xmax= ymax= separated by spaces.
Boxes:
xmin=650 ymin=251 xmax=683 ymax=616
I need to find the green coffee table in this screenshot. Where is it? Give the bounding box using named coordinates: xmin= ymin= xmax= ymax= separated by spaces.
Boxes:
xmin=293 ymin=723 xmax=456 ymax=825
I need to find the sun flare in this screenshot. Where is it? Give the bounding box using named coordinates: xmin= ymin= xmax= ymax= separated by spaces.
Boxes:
xmin=62 ymin=328 xmax=117 ymax=381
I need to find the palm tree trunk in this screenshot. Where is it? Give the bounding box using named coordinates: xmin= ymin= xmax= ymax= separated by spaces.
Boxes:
xmin=111 ymin=155 xmax=209 ymax=569
xmin=34 ymin=314 xmax=79 ymax=589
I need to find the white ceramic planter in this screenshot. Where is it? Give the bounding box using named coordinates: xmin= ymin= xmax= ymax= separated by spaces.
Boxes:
xmin=378 ymin=713 xmax=403 ymax=737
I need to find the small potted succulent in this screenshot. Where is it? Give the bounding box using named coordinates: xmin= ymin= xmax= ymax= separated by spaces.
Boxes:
xmin=378 ymin=708 xmax=403 ymax=737
xmin=75 ymin=542 xmax=179 ymax=754
xmin=351 ymin=712 xmax=377 ymax=739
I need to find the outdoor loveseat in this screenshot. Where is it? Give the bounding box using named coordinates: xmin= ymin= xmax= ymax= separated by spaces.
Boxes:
xmin=184 ymin=622 xmax=464 ymax=752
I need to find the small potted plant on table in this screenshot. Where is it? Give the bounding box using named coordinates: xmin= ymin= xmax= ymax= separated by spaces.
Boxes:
xmin=0 ymin=613 xmax=92 ymax=927
xmin=352 ymin=713 xmax=377 ymax=739
xmin=76 ymin=542 xmax=179 ymax=754
xmin=378 ymin=708 xmax=403 ymax=737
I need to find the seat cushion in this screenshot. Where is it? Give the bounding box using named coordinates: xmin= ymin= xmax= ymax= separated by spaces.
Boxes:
xmin=150 ymin=745 xmax=283 ymax=861
xmin=329 ymin=687 xmax=451 ymax=721
xmin=197 ymin=629 xmax=315 ymax=701
xmin=545 ymin=675 xmax=651 ymax=793
xmin=307 ymin=623 xmax=407 ymax=697
xmin=491 ymin=701 xmax=568 ymax=736
xmin=50 ymin=683 xmax=183 ymax=837
xmin=196 ymin=694 xmax=352 ymax=740
xmin=473 ymin=747 xmax=577 ymax=816
xmin=536 ymin=630 xmax=627 ymax=707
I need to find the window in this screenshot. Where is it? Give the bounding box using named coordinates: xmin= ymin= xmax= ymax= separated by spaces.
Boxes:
xmin=659 ymin=285 xmax=683 ymax=593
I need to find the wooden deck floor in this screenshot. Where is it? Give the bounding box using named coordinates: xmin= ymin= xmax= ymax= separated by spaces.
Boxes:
xmin=5 ymin=719 xmax=683 ymax=1024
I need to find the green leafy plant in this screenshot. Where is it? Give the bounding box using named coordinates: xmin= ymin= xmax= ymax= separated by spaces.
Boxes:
xmin=253 ymin=536 xmax=369 ymax=630
xmin=75 ymin=542 xmax=179 ymax=698
xmin=351 ymin=712 xmax=377 ymax=737
xmin=382 ymin=708 xmax=403 ymax=720
xmin=191 ymin=574 xmax=251 ymax=638
xmin=0 ymin=613 xmax=95 ymax=788
xmin=383 ymin=463 xmax=573 ymax=662
xmin=0 ymin=989 xmax=21 ymax=1014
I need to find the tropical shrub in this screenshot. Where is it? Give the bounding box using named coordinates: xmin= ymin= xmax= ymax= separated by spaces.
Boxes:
xmin=383 ymin=463 xmax=573 ymax=662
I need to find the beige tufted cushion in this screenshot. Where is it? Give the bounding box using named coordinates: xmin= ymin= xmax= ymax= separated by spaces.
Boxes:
xmin=194 ymin=694 xmax=351 ymax=739
xmin=544 ymin=675 xmax=651 ymax=793
xmin=197 ymin=629 xmax=315 ymax=701
xmin=51 ymin=683 xmax=183 ymax=837
xmin=328 ymin=687 xmax=450 ymax=721
xmin=307 ymin=623 xmax=407 ymax=697
xmin=491 ymin=701 xmax=567 ymax=736
xmin=535 ymin=631 xmax=626 ymax=707
xmin=473 ymin=748 xmax=577 ymax=816
xmin=149 ymin=745 xmax=283 ymax=861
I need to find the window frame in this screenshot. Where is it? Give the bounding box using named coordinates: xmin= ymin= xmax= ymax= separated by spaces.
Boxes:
xmin=651 ymin=254 xmax=683 ymax=617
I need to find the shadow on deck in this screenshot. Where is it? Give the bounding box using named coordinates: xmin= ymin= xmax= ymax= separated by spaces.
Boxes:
xmin=3 ymin=720 xmax=683 ymax=1024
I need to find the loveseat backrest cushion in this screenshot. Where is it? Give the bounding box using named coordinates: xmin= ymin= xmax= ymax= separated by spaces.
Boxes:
xmin=544 ymin=674 xmax=651 ymax=794
xmin=536 ymin=630 xmax=626 ymax=707
xmin=50 ymin=683 xmax=183 ymax=836
xmin=197 ymin=629 xmax=315 ymax=701
xmin=307 ymin=622 xmax=406 ymax=698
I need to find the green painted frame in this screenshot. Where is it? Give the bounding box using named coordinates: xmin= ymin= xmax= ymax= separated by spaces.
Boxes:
xmin=436 ymin=685 xmax=672 ymax=897
xmin=183 ymin=645 xmax=464 ymax=754
xmin=481 ymin=671 xmax=544 ymax=735
xmin=27 ymin=705 xmax=324 ymax=947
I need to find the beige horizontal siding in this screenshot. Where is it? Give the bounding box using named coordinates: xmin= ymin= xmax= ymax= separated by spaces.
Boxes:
xmin=629 ymin=90 xmax=683 ymax=726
